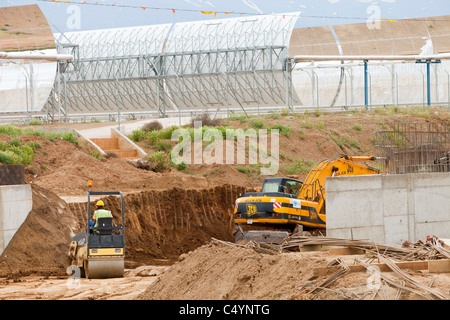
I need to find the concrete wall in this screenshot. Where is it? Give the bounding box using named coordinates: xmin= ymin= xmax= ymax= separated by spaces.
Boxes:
xmin=111 ymin=128 xmax=148 ymax=159
xmin=326 ymin=172 xmax=450 ymax=246
xmin=0 ymin=184 xmax=32 ymax=254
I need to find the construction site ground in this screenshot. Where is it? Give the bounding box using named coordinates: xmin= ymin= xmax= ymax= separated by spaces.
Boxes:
xmin=0 ymin=108 xmax=449 ymax=301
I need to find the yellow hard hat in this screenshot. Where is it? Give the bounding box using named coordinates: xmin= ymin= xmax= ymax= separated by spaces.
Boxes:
xmin=96 ymin=200 xmax=104 ymax=207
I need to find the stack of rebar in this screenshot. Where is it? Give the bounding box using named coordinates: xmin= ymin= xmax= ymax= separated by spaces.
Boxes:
xmin=280 ymin=234 xmax=450 ymax=261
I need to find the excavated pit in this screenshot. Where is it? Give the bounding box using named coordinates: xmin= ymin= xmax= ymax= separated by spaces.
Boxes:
xmin=0 ymin=184 xmax=248 ymax=277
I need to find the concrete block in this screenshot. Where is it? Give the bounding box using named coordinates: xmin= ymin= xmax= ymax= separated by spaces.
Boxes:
xmin=382 ymin=188 xmax=407 ymax=217
xmin=414 ymin=172 xmax=450 ymax=188
xmin=414 ymin=188 xmax=450 ymax=223
xmin=381 ymin=174 xmax=407 ymax=190
xmin=326 ymin=172 xmax=450 ymax=246
xmin=326 ymin=175 xmax=382 ymax=193
xmin=0 ymin=184 xmax=32 ymax=255
xmin=384 ymin=215 xmax=409 ymax=245
xmin=326 ymin=228 xmax=353 ymax=240
xmin=326 ymin=190 xmax=383 ymax=229
xmin=415 ymin=221 xmax=450 ymax=240
xmin=349 ymin=226 xmax=385 ymax=244
xmin=327 ymin=226 xmax=385 ymax=244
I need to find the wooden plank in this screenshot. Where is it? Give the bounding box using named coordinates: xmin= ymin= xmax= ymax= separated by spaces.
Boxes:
xmin=328 ymin=247 xmax=366 ymax=256
xmin=313 ymin=260 xmax=429 ymax=277
xmin=299 ymin=245 xmax=330 ymax=252
xmin=428 ymin=259 xmax=450 ymax=273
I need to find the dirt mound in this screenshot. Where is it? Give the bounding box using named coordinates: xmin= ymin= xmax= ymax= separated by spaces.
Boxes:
xmin=24 ymin=136 xmax=232 ymax=197
xmin=0 ymin=184 xmax=78 ymax=277
xmin=138 ymin=241 xmax=331 ymax=300
xmin=138 ymin=240 xmax=450 ymax=300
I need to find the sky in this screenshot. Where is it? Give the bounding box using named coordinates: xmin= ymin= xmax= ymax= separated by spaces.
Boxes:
xmin=1 ymin=0 xmax=450 ymax=33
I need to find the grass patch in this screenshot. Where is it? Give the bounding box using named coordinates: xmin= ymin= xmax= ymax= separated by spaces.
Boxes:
xmin=270 ymin=124 xmax=291 ymax=137
xmin=282 ymin=158 xmax=316 ymax=175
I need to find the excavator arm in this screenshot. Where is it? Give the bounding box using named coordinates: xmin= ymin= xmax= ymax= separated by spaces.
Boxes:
xmin=298 ymin=154 xmax=381 ymax=214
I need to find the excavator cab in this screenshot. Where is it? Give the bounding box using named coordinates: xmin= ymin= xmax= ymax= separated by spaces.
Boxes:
xmin=67 ymin=183 xmax=126 ymax=279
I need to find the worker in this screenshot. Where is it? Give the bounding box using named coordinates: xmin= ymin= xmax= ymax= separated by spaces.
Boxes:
xmin=92 ymin=200 xmax=113 ymax=228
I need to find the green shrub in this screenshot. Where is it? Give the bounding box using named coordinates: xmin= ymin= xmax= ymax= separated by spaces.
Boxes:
xmin=270 ymin=124 xmax=291 ymax=137
xmin=148 ymin=151 xmax=167 ymax=172
xmin=0 ymin=125 xmax=22 ymax=136
xmin=61 ymin=132 xmax=78 ymax=145
xmin=236 ymin=166 xmax=250 ymax=174
xmin=29 ymin=119 xmax=43 ymax=125
xmin=130 ymin=129 xmax=145 ymax=142
xmin=0 ymin=151 xmax=13 ymax=164
xmin=250 ymin=119 xmax=264 ymax=129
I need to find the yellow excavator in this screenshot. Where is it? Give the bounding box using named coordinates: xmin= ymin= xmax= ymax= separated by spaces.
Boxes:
xmin=233 ymin=154 xmax=383 ymax=243
xmin=67 ymin=182 xmax=126 ymax=279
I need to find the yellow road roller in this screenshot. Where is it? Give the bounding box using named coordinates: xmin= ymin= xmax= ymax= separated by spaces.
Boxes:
xmin=67 ymin=184 xmax=125 ymax=279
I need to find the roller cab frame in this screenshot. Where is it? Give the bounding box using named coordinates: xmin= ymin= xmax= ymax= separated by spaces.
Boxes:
xmin=67 ymin=190 xmax=126 ymax=279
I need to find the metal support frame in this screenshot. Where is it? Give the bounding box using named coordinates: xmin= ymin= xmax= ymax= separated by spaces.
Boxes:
xmin=364 ymin=60 xmax=369 ymax=110
xmin=416 ymin=59 xmax=441 ymax=106
xmin=44 ymin=13 xmax=299 ymax=121
xmin=46 ymin=46 xmax=290 ymax=119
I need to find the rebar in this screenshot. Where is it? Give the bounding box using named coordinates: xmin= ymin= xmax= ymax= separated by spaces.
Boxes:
xmin=374 ymin=121 xmax=450 ymax=174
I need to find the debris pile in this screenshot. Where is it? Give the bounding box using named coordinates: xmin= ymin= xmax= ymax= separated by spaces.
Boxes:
xmin=139 ymin=237 xmax=450 ymax=300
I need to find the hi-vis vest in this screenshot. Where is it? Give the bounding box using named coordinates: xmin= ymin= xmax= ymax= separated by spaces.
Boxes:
xmin=93 ymin=209 xmax=112 ymax=227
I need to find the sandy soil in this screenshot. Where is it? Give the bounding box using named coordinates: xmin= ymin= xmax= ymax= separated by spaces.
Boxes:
xmin=0 ymin=266 xmax=166 ymax=300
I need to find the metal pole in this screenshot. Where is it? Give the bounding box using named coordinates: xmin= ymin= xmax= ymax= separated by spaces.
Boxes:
xmin=364 ymin=60 xmax=368 ymax=110
xmin=285 ymin=59 xmax=289 ymax=112
xmin=427 ymin=60 xmax=431 ymax=106
xmin=57 ymin=63 xmax=61 ymax=122
xmin=115 ymin=77 xmax=120 ymax=130
xmin=445 ymin=69 xmax=450 ymax=109
xmin=64 ymin=74 xmax=68 ymax=129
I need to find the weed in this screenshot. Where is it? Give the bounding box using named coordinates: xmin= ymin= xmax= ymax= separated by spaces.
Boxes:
xmin=250 ymin=119 xmax=265 ymax=129
xmin=283 ymin=158 xmax=315 ymax=175
xmin=270 ymin=124 xmax=291 ymax=137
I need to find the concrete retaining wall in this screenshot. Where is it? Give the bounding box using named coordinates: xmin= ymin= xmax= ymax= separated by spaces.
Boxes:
xmin=111 ymin=128 xmax=147 ymax=159
xmin=325 ymin=172 xmax=450 ymax=246
xmin=0 ymin=185 xmax=32 ymax=255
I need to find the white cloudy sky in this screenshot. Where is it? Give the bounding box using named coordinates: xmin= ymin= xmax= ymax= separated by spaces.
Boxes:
xmin=1 ymin=0 xmax=449 ymax=32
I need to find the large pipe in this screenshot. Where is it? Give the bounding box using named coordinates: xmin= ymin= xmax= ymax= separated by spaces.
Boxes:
xmin=293 ymin=54 xmax=450 ymax=62
xmin=0 ymin=52 xmax=73 ymax=61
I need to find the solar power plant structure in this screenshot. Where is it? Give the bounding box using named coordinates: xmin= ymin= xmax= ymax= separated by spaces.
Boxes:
xmin=0 ymin=5 xmax=57 ymax=114
xmin=47 ymin=12 xmax=300 ymax=119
